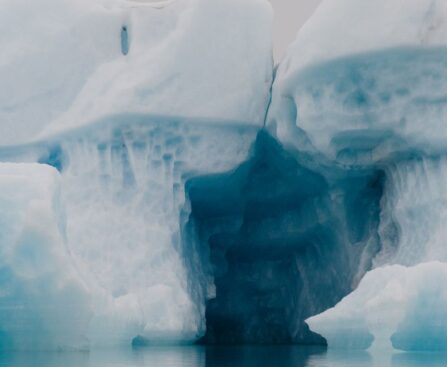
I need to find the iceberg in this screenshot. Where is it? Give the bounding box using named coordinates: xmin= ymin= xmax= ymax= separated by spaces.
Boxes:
xmin=265 ymin=0 xmax=447 ymax=351
xmin=0 ymin=0 xmax=273 ymax=350
xmin=3 ymin=0 xmax=447 ymax=352
xmin=0 ymin=163 xmax=91 ymax=350
xmin=307 ymin=262 xmax=447 ymax=351
xmin=305 ymin=156 xmax=447 ymax=351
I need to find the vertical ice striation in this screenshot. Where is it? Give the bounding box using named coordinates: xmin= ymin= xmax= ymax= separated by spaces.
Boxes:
xmin=186 ymin=132 xmax=385 ymax=344
xmin=0 ymin=0 xmax=273 ymax=350
xmin=376 ymin=158 xmax=447 ymax=267
xmin=57 ymin=121 xmax=258 ymax=346
xmin=269 ymin=0 xmax=447 ymax=352
xmin=6 ymin=0 xmax=447 ymax=352
xmin=307 ymin=157 xmax=447 ymax=351
xmin=0 ymin=120 xmax=260 ymax=349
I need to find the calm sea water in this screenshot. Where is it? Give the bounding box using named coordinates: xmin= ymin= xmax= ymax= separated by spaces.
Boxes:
xmin=0 ymin=346 xmax=445 ymax=367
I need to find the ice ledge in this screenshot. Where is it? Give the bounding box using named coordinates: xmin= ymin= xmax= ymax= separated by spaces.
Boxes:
xmin=307 ymin=261 xmax=447 ymax=351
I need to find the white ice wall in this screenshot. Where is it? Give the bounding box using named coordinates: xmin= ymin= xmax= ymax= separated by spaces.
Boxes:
xmin=0 ymin=163 xmax=92 ymax=350
xmin=266 ymin=0 xmax=447 ymax=351
xmin=0 ymin=0 xmax=273 ymax=350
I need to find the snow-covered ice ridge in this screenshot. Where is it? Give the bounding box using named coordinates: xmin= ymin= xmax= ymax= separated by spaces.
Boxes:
xmin=2 ymin=0 xmax=447 ymax=352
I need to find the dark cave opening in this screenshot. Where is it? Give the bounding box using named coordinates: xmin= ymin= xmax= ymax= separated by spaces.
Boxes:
xmin=184 ymin=131 xmax=386 ymax=345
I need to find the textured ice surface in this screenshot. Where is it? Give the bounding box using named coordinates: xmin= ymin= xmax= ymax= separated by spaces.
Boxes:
xmin=0 ymin=0 xmax=273 ymax=350
xmin=306 ymin=157 xmax=447 ymax=351
xmin=307 ymin=262 xmax=447 ymax=351
xmin=0 ymin=163 xmax=91 ymax=350
xmin=268 ymin=0 xmax=447 ymax=162
xmin=269 ymin=48 xmax=447 ymax=163
xmin=4 ymin=0 xmax=447 ymax=352
xmin=267 ymin=0 xmax=447 ymax=351
xmin=187 ymin=133 xmax=384 ymax=344
xmin=375 ymin=158 xmax=447 ymax=267
xmin=58 ymin=121 xmax=259 ymax=346
xmin=0 ymin=119 xmax=259 ymax=349
xmin=0 ymin=0 xmax=272 ymax=145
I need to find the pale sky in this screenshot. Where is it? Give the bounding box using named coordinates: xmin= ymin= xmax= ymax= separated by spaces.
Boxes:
xmin=269 ymin=0 xmax=322 ymax=61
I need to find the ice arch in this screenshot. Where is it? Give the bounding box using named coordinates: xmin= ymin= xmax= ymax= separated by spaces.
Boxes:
xmin=184 ymin=132 xmax=385 ymax=344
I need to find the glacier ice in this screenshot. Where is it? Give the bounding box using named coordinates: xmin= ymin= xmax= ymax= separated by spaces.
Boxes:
xmin=0 ymin=119 xmax=261 ymax=350
xmin=0 ymin=0 xmax=272 ymax=145
xmin=269 ymin=48 xmax=447 ymax=164
xmin=307 ymin=262 xmax=447 ymax=351
xmin=0 ymin=163 xmax=91 ymax=350
xmin=276 ymin=0 xmax=447 ymax=74
xmin=305 ymin=157 xmax=447 ymax=351
xmin=3 ymin=0 xmax=447 ymax=353
xmin=268 ymin=0 xmax=447 ymax=161
xmin=187 ymin=132 xmax=384 ymax=344
xmin=0 ymin=0 xmax=273 ymax=351
xmin=265 ymin=0 xmax=447 ymax=352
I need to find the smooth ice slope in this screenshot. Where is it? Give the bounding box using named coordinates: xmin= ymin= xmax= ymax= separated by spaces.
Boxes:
xmin=307 ymin=262 xmax=447 ymax=351
xmin=0 ymin=163 xmax=91 ymax=350
xmin=0 ymin=0 xmax=272 ymax=145
xmin=278 ymin=0 xmax=447 ymax=73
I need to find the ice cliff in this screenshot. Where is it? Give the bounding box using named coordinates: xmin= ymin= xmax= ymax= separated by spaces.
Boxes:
xmin=0 ymin=0 xmax=272 ymax=350
xmin=267 ymin=0 xmax=447 ymax=352
xmin=1 ymin=0 xmax=447 ymax=352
